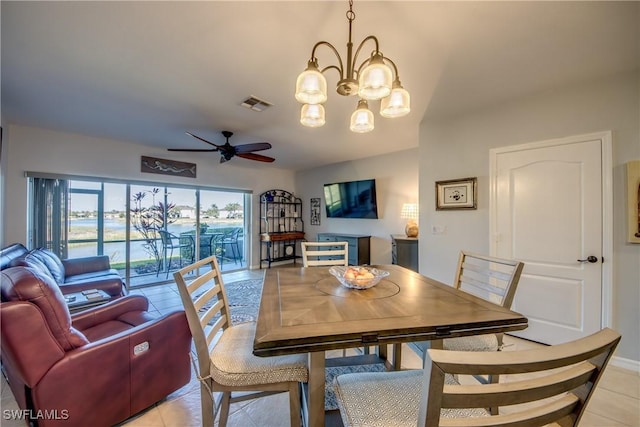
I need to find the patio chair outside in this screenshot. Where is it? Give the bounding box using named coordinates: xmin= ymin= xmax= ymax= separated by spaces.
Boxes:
xmin=221 ymin=228 xmax=243 ymax=266
xmin=158 ymin=229 xmax=194 ymax=277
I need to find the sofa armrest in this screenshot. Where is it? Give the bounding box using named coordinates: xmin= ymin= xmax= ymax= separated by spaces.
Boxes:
xmin=35 ymin=311 xmax=192 ymax=425
xmin=62 ymin=255 xmax=111 ymax=276
xmin=71 ymin=295 xmax=149 ymax=330
xmin=0 ymin=302 xmax=65 ymax=387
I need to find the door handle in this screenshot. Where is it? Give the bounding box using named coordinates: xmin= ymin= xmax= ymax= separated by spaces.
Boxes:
xmin=577 ymin=256 xmax=598 ymax=263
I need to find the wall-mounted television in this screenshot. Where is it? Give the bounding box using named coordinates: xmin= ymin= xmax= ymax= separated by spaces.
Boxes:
xmin=323 ymin=179 xmax=378 ymax=219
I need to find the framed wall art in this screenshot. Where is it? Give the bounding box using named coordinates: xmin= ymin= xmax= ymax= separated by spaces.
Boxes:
xmin=627 ymin=160 xmax=640 ymax=243
xmin=435 ymin=177 xmax=477 ymax=210
xmin=310 ymin=198 xmax=321 ymax=225
xmin=141 ymin=156 xmax=196 ymax=178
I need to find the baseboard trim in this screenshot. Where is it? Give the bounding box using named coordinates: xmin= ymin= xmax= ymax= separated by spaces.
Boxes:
xmin=611 ymin=355 xmax=640 ymax=373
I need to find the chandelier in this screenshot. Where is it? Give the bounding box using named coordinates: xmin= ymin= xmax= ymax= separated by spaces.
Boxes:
xmin=295 ymin=0 xmax=410 ymax=133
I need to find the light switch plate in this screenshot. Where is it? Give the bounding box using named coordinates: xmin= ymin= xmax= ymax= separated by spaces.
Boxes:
xmin=431 ymin=225 xmax=446 ymax=235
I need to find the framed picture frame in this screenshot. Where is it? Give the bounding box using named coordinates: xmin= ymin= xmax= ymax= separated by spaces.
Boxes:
xmin=626 ymin=160 xmax=640 ymax=243
xmin=310 ymin=198 xmax=321 ymax=226
xmin=141 ymin=156 xmax=196 ymax=178
xmin=435 ymin=177 xmax=477 ymax=210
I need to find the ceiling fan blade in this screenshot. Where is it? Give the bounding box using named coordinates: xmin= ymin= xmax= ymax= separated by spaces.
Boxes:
xmin=167 ymin=148 xmax=217 ymax=152
xmin=185 ymin=131 xmax=221 ymax=148
xmin=233 ymin=142 xmax=272 ymax=154
xmin=236 ymin=152 xmax=276 ymax=163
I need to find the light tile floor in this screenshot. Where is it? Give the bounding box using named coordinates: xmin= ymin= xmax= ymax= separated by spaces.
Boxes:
xmin=2 ymin=269 xmax=638 ymax=426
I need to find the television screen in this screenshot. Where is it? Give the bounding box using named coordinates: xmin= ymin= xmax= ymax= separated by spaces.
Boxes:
xmin=323 ymin=179 xmax=378 ymax=219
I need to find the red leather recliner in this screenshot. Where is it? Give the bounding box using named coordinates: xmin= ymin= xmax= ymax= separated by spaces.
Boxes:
xmin=0 ymin=266 xmax=192 ymax=426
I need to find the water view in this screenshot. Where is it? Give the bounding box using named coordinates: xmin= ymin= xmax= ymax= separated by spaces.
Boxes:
xmin=68 ymin=218 xmax=244 ymax=264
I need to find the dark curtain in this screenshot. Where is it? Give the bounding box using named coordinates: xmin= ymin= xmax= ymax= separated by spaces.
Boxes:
xmin=30 ymin=177 xmax=68 ymax=258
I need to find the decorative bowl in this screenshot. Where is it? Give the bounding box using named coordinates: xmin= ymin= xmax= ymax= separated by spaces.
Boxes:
xmin=329 ymin=266 xmax=390 ymax=289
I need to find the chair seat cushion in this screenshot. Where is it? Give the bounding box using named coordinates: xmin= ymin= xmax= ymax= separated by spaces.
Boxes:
xmin=210 ymin=322 xmax=308 ymax=387
xmin=443 ymin=334 xmax=499 ymax=352
xmin=334 ymin=370 xmax=489 ymax=427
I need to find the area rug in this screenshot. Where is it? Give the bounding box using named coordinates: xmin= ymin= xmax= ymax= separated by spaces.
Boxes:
xmin=203 ymin=278 xmax=263 ymax=325
xmin=200 ymin=278 xmax=387 ymax=410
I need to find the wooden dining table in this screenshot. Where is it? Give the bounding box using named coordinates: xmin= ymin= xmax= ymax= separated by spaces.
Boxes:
xmin=253 ymin=265 xmax=528 ymax=427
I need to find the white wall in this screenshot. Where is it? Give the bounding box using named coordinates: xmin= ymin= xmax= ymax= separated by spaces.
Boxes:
xmin=1 ymin=124 xmax=296 ymax=268
xmin=419 ymin=70 xmax=640 ymax=363
xmin=294 ymin=148 xmax=419 ymax=265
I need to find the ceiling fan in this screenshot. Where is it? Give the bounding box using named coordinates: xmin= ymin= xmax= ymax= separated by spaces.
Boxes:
xmin=168 ymin=131 xmax=275 ymax=163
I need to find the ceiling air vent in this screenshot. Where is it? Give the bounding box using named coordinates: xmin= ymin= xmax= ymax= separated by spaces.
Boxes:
xmin=240 ymin=96 xmax=273 ymax=112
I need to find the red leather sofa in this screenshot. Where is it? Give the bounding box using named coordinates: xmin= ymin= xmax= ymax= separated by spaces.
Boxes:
xmin=0 ymin=266 xmax=192 ymax=426
xmin=0 ymin=243 xmax=125 ymax=299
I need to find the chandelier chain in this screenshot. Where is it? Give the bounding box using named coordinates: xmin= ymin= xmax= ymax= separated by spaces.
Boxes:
xmin=346 ymin=0 xmax=355 ymax=22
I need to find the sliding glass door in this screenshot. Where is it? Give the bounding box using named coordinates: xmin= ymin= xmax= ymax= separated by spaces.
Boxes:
xmin=28 ymin=175 xmax=250 ymax=288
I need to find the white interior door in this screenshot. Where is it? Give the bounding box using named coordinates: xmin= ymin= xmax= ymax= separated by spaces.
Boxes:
xmin=490 ymin=132 xmax=612 ymax=345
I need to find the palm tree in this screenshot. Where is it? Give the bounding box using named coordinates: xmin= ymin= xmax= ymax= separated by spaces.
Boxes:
xmin=224 ymin=202 xmax=242 ymax=219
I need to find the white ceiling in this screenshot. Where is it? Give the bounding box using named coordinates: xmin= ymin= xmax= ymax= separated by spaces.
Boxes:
xmin=2 ymin=1 xmax=638 ymax=171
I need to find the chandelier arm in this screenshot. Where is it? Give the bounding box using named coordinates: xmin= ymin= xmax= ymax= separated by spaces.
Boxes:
xmin=321 ymin=65 xmax=342 ymax=77
xmin=383 ymin=56 xmax=400 ymax=78
xmin=311 ymin=41 xmax=345 ymax=77
xmin=351 ymin=35 xmax=380 ymax=77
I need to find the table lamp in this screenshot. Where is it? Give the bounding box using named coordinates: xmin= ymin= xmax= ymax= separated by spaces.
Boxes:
xmin=400 ymin=203 xmax=419 ymax=237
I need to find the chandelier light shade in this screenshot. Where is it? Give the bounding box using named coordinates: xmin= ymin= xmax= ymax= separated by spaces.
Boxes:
xmin=400 ymin=203 xmax=419 ymax=237
xmin=295 ymin=0 xmax=410 ymax=132
xmin=300 ymin=103 xmax=326 ymax=127
xmin=295 ymin=60 xmax=328 ymax=105
xmin=358 ymin=52 xmax=393 ymax=100
xmin=350 ymin=99 xmax=374 ymax=133
xmin=380 ymin=80 xmax=411 ymax=118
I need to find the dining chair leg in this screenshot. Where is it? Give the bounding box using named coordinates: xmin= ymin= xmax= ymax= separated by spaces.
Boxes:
xmin=219 ymin=391 xmax=231 ymax=427
xmin=200 ymin=383 xmax=215 ymax=427
xmin=289 ymin=382 xmax=302 ymax=427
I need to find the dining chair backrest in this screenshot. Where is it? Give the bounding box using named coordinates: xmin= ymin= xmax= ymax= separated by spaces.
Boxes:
xmin=419 ymin=327 xmax=620 ymax=427
xmin=173 ymin=256 xmax=307 ymax=427
xmin=453 ymin=251 xmax=524 ymax=310
xmin=173 ymin=256 xmax=232 ymax=381
xmin=301 ymin=241 xmax=348 ymax=267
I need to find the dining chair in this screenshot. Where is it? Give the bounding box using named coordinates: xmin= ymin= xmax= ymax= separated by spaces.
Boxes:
xmin=158 ymin=230 xmax=194 ymax=278
xmin=301 ymin=241 xmax=348 ymax=267
xmin=301 ymin=240 xmax=374 ymax=357
xmin=334 ymin=327 xmax=621 ymax=427
xmin=445 ymin=251 xmax=524 ymax=351
xmin=173 ymin=255 xmax=308 ymax=427
xmin=410 ymin=251 xmax=524 ymax=354
xmin=410 ymin=251 xmax=524 ymax=413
